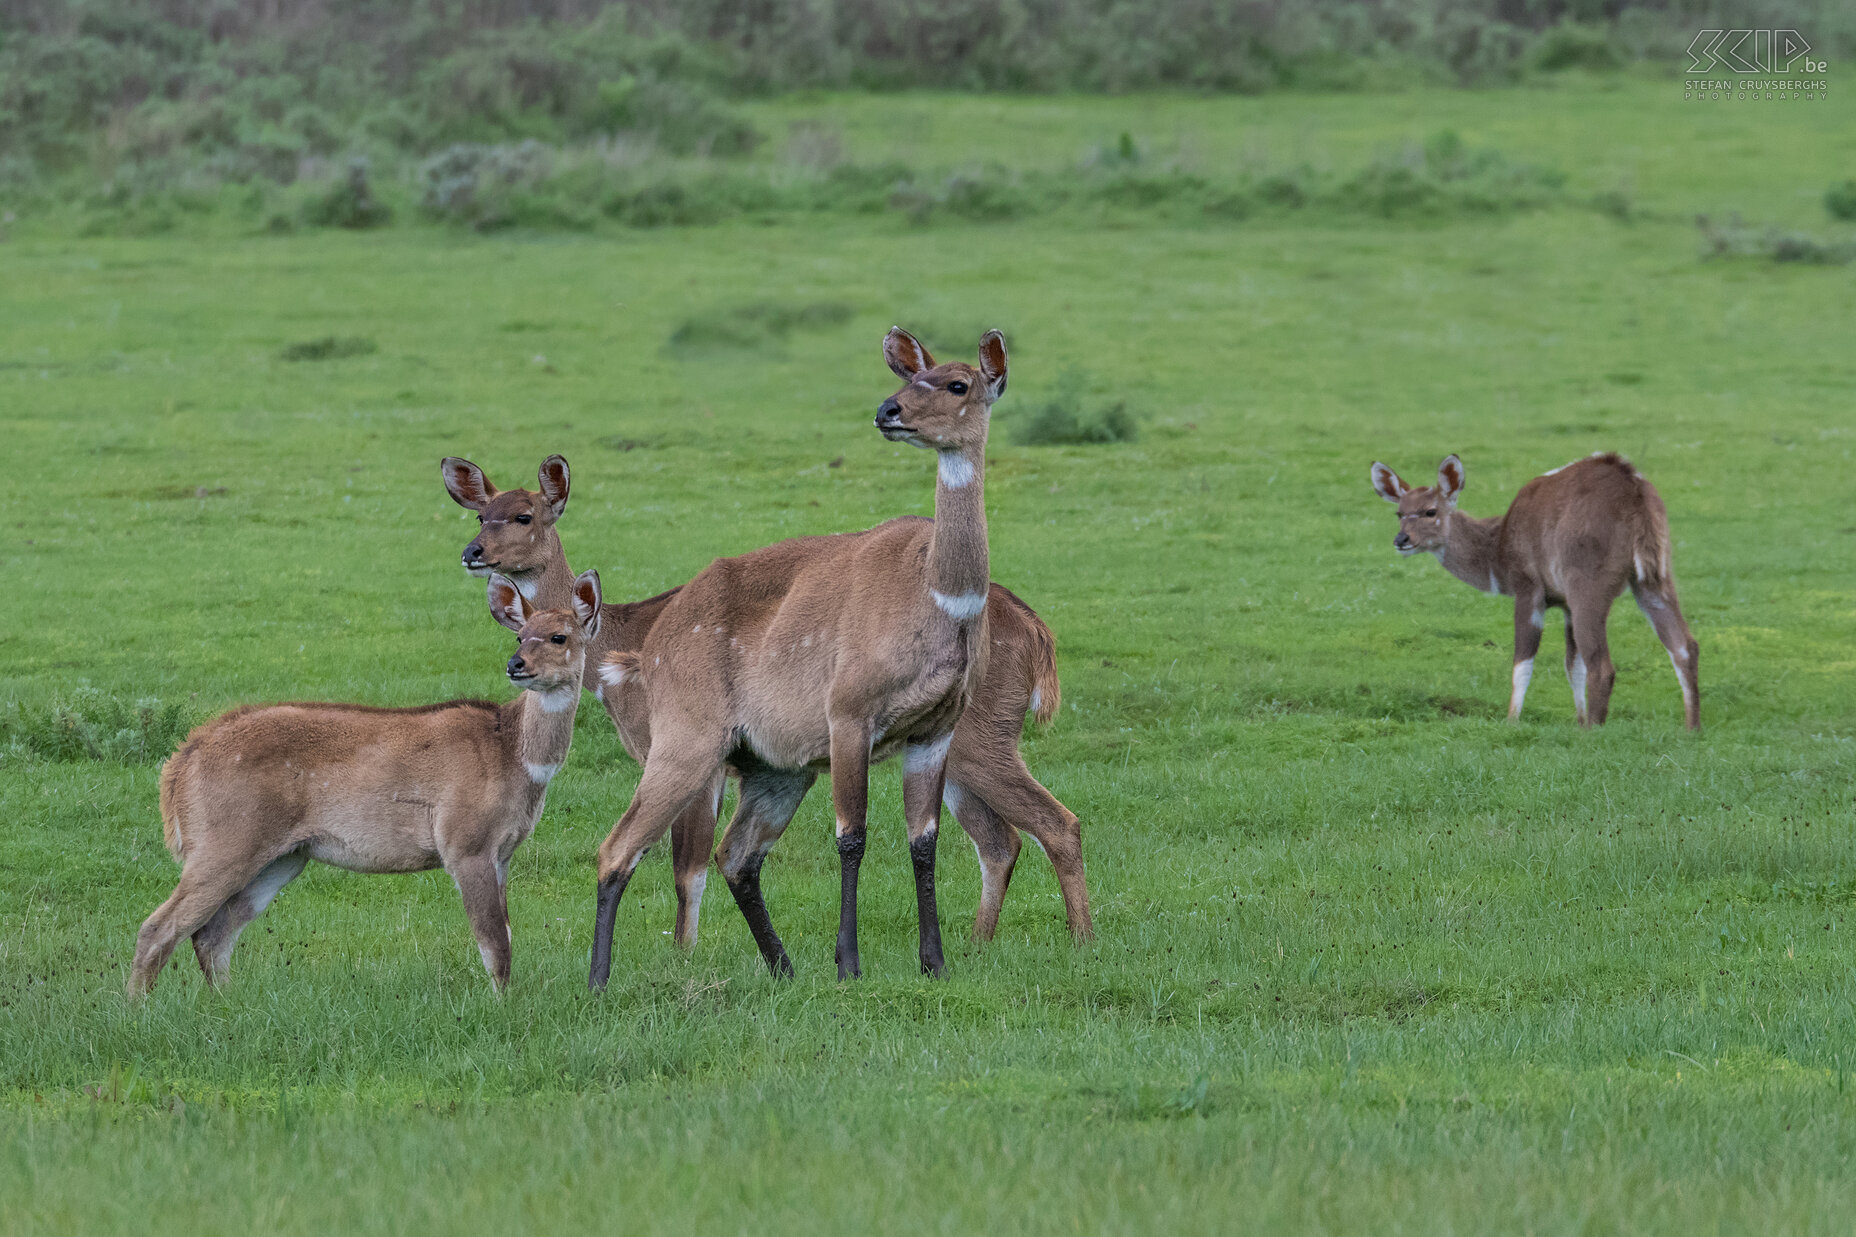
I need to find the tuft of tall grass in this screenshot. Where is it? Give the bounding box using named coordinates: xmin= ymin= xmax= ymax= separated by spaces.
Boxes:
xmin=0 ymin=690 xmax=193 ymax=766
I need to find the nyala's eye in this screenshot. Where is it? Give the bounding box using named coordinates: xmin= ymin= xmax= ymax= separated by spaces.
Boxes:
xmin=1423 ymin=509 xmax=1436 ymax=518
xmin=476 ymin=514 xmax=484 ymax=524
xmin=550 ymin=633 xmax=566 ymax=645
xmin=948 ymin=380 xmax=969 ymax=395
xmin=516 ymin=514 xmax=532 ymax=525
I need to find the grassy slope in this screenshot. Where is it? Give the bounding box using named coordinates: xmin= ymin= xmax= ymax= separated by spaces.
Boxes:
xmin=3 ymin=82 xmax=1855 ymax=1233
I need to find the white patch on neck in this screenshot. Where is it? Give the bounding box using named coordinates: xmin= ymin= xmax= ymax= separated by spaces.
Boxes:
xmin=512 ymin=575 xmax=540 ymax=602
xmin=938 ymin=451 xmax=975 ymax=489
xmin=931 ymin=589 xmax=987 ymax=620
xmin=525 ymin=759 xmax=561 ymax=784
xmin=1509 ymin=658 xmax=1534 ymax=717
xmin=536 ymin=685 xmax=578 ymax=713
xmin=903 ymin=733 xmax=953 ymax=773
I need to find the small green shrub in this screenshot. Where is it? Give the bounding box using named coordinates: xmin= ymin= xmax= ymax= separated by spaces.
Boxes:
xmin=0 ymin=690 xmax=193 ymax=765
xmin=1010 ymin=371 xmax=1140 ymax=446
xmin=1532 ymin=23 xmax=1624 ymax=71
xmin=299 ymin=158 xmax=392 ymax=229
xmin=1826 ymin=181 xmax=1856 ymax=221
xmin=280 ymin=335 xmax=378 ymax=361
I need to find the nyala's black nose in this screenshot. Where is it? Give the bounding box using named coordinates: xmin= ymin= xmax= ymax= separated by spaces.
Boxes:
xmin=1394 ymin=532 xmax=1412 ymax=549
xmin=463 ymin=541 xmax=485 ymax=566
xmin=507 ymin=655 xmax=526 ymax=675
xmin=874 ymin=397 xmax=902 ymax=427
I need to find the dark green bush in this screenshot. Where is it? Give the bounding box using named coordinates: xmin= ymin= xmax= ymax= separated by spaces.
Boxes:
xmin=300 ymin=158 xmax=392 ymax=229
xmin=1532 ymin=23 xmax=1624 ymax=71
xmin=1009 ymin=372 xmax=1140 ymax=446
xmin=1827 ymin=181 xmax=1856 ymax=222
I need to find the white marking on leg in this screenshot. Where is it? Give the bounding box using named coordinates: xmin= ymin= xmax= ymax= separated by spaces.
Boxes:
xmin=942 ymin=782 xmax=965 ymax=813
xmin=1509 ymin=658 xmax=1534 ymax=717
xmin=937 ymin=451 xmax=975 ymax=489
xmin=904 ymin=734 xmax=953 ymax=773
xmin=477 ymin=941 xmax=498 ymax=977
xmin=931 ymin=589 xmax=988 ymax=620
xmin=1569 ymin=656 xmax=1588 ymax=718
xmin=1668 ymin=648 xmax=1697 ymax=709
xmin=525 ymin=760 xmax=560 ymax=783
xmin=684 ymin=870 xmax=707 ymax=924
xmin=1530 ymin=606 xmax=1544 ymax=630
xmin=1486 ymin=570 xmax=1501 ymax=595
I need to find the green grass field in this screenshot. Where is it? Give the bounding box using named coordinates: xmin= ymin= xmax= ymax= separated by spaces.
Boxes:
xmin=3 ymin=81 xmax=1855 ymax=1234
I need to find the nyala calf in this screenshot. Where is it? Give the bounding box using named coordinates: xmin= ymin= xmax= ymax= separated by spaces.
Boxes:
xmin=1371 ymin=452 xmax=1698 ymax=729
xmin=129 ymin=571 xmax=601 ymax=995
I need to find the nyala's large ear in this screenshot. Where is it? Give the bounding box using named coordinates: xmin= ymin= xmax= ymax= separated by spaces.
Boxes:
xmin=1370 ymin=462 xmax=1408 ymax=504
xmin=977 ymin=330 xmax=1007 ymax=402
xmin=443 ymin=457 xmax=497 ymax=510
xmin=1437 ymin=454 xmax=1465 ymax=504
xmin=571 ymin=569 xmax=602 ymax=640
xmin=537 ymin=454 xmax=570 ymax=521
xmin=487 ymin=574 xmax=530 ymax=632
xmin=885 ymin=327 xmax=935 ymax=381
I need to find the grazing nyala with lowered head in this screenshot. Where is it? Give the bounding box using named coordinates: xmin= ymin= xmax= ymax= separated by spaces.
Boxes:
xmin=1371 ymin=452 xmax=1699 ymax=729
xmin=440 ymin=453 xmax=1092 ymax=964
xmin=129 ymin=571 xmax=602 ymax=996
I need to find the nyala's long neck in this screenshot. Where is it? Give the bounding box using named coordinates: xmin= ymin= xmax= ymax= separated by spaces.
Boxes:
xmin=507 ymin=679 xmax=580 ymax=789
xmin=927 ymin=444 xmax=988 ymax=620
xmin=1439 ymin=510 xmax=1505 ymax=595
xmin=510 ymin=531 xmax=577 ymax=608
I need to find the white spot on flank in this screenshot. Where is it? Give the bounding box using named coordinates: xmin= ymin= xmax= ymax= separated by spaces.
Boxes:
xmin=692 ymin=624 xmax=701 ymax=633
xmin=932 ymin=589 xmax=988 ymax=620
xmin=536 ymin=686 xmax=577 ymax=713
xmin=904 ymin=734 xmax=953 ymax=773
xmin=1509 ymin=658 xmax=1534 ymax=717
xmin=1675 ymin=646 xmax=1688 ymax=663
xmin=598 ymin=660 xmax=629 ymax=688
xmin=938 ymin=452 xmax=975 ymax=489
xmin=525 ymin=760 xmax=561 ymax=783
